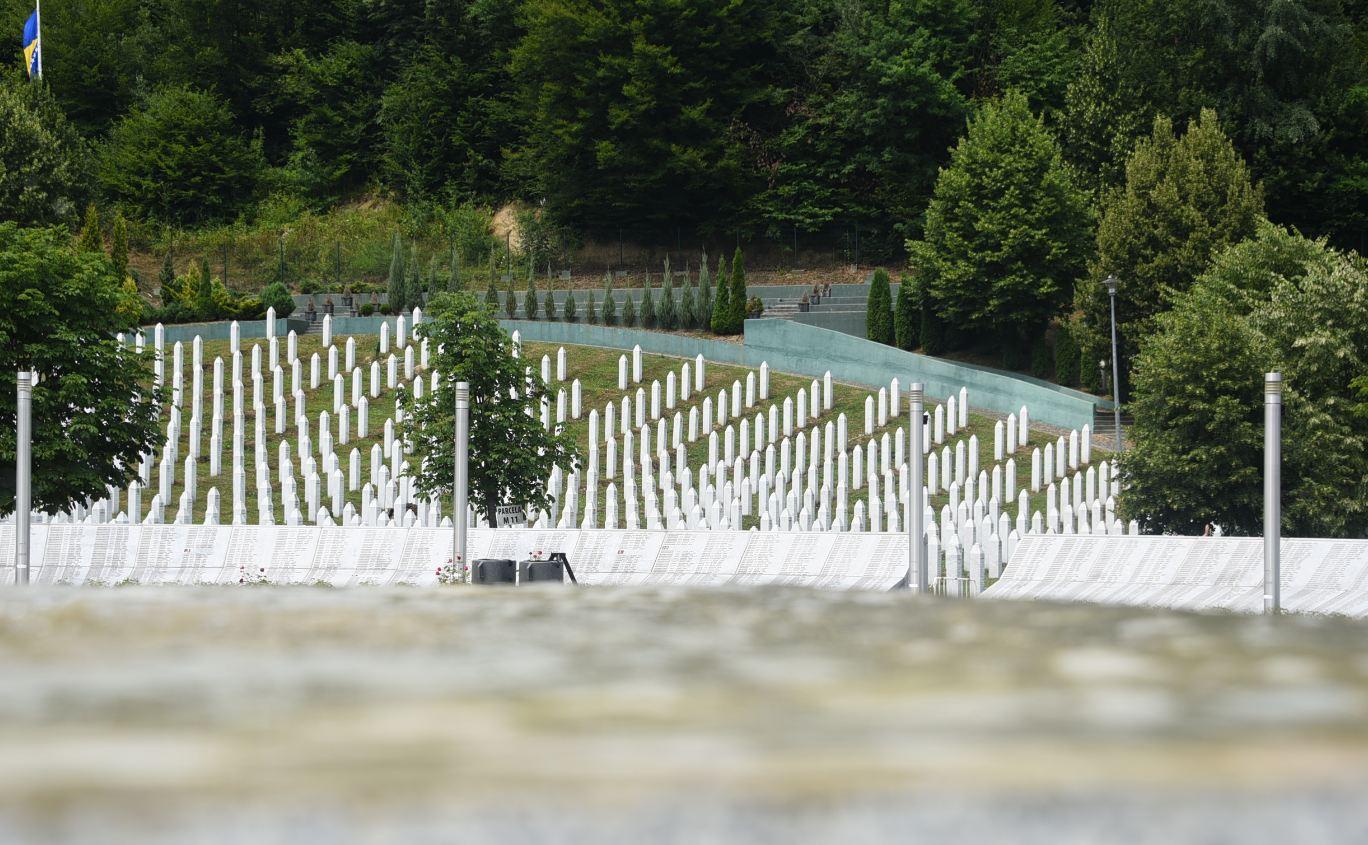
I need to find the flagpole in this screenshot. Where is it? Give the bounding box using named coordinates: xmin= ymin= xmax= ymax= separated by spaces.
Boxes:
xmin=34 ymin=0 xmax=42 ymax=79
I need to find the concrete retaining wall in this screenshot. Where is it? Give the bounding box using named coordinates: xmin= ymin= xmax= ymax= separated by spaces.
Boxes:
xmin=743 ymin=320 xmax=1103 ymax=430
xmin=142 ymin=311 xmax=1103 ymax=430
xmin=498 ymin=320 xmax=750 ymax=366
xmin=500 ymin=318 xmax=1105 ymax=430
xmin=150 ymin=318 xmax=307 ymax=345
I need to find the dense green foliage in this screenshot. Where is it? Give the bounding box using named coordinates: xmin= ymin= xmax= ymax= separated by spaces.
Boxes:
xmin=602 ymin=275 xmax=617 ymax=326
xmin=0 ymin=78 xmax=90 ymax=226
xmin=639 ymin=278 xmax=656 ymax=329
xmin=524 ymin=277 xmax=538 ymax=320
xmin=725 ymin=248 xmax=747 ymax=333
xmin=1053 ymin=320 xmax=1079 ymax=387
xmin=865 ymin=269 xmax=894 ymax=345
xmin=77 ymin=204 xmax=102 ymax=253
xmin=404 ymin=292 xmax=579 ymax=521
xmin=1076 ymin=111 xmax=1265 ymax=390
xmin=894 ymin=277 xmax=918 ymax=351
xmin=0 ymin=224 xmax=162 ymax=515
xmin=260 ymin=282 xmax=295 ymax=317
xmin=0 ymin=0 xmax=1358 ymax=255
xmin=98 ymin=85 xmax=265 ymax=225
xmin=909 ymin=92 xmax=1091 ymax=353
xmin=109 ymin=212 xmax=129 ymax=279
xmin=1123 ymin=224 xmax=1368 ymax=537
xmin=1062 ymin=0 xmax=1366 ymax=250
xmin=709 ymin=254 xmax=731 ymax=335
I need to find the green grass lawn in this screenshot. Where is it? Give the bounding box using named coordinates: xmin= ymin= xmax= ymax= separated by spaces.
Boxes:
xmin=134 ymin=332 xmax=1105 ymax=529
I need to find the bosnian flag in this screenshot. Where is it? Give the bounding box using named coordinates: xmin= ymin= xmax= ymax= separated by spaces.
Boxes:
xmin=22 ymin=11 xmax=40 ymax=79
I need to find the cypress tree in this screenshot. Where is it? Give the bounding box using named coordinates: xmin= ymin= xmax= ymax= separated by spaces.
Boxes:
xmin=622 ymin=291 xmax=637 ymax=327
xmin=386 ymin=232 xmax=404 ymax=314
xmin=1079 ymin=340 xmax=1103 ymax=392
xmin=110 ymin=212 xmax=129 ymax=280
xmin=726 ymin=247 xmax=747 ymax=333
xmin=504 ymin=278 xmax=517 ymax=319
xmin=159 ymin=251 xmax=177 ymax=305
xmin=709 ymin=253 xmax=730 ymax=334
xmin=865 ymin=269 xmax=894 ymax=345
xmin=679 ymin=271 xmax=697 ymax=330
xmin=602 ymin=273 xmax=617 ymax=325
xmin=544 ymin=284 xmax=556 ymax=320
xmin=698 ymin=254 xmax=712 ymax=330
xmin=894 ymin=275 xmax=918 ymax=351
xmin=1030 ymin=333 xmax=1052 ymax=379
xmin=640 ymin=271 xmax=656 ymax=328
xmin=563 ymin=289 xmax=577 ymax=322
xmin=484 ymin=279 xmax=499 ymax=311
xmin=77 ymin=203 xmax=102 ymax=253
xmin=524 ymin=276 xmax=538 ymax=319
xmin=194 ymin=258 xmax=216 ymax=319
xmin=659 ymin=259 xmax=677 ymax=329
xmin=920 ymin=303 xmax=944 ymax=355
xmin=587 ymin=291 xmax=598 ymax=324
xmin=1054 ymin=321 xmax=1081 ymax=386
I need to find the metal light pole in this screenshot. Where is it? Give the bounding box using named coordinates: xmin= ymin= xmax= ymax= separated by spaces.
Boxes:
xmin=15 ymin=371 xmax=32 ymax=585
xmin=1264 ymin=372 xmax=1282 ymax=614
xmin=1104 ymin=274 xmax=1124 ymax=453
xmin=453 ymin=381 xmax=470 ymax=584
xmin=908 ymin=383 xmax=926 ymax=592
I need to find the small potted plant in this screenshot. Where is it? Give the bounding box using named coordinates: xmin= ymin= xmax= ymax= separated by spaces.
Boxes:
xmin=341 ymin=284 xmax=354 ymax=309
xmin=810 ymin=284 xmax=821 ymax=306
xmin=323 ymin=295 xmax=335 ymax=315
xmin=798 ymin=293 xmax=810 ymax=313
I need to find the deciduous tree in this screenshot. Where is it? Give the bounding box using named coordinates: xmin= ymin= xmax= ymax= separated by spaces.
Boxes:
xmin=403 ymin=295 xmax=580 ymax=522
xmin=1123 ymin=223 xmax=1368 ymax=537
xmin=1076 ymin=110 xmax=1264 ymax=394
xmin=0 ymin=224 xmax=162 ymax=516
xmin=909 ymin=92 xmax=1090 ymax=352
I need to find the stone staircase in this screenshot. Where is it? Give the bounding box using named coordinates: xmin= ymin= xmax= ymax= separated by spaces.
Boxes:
xmin=1091 ymin=406 xmax=1133 ymax=445
xmin=297 ymin=304 xmax=361 ymax=333
xmin=763 ymin=293 xmax=868 ymax=319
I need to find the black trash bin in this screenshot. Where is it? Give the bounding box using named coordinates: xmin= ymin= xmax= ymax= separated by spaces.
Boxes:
xmin=518 ymin=558 xmax=564 ymax=584
xmin=472 ymin=558 xmax=516 ymax=585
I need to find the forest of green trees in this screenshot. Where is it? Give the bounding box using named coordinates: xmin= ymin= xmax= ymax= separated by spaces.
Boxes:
xmin=2 ymin=0 xmax=1364 ymax=258
xmin=2 ymin=0 xmax=1366 ymax=534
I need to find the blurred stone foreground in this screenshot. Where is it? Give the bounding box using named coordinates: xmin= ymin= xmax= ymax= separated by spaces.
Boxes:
xmin=1 ymin=586 xmax=1367 ymax=844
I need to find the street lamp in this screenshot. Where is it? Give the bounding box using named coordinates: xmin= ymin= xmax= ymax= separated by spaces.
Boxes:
xmin=1104 ymin=274 xmax=1123 ymax=454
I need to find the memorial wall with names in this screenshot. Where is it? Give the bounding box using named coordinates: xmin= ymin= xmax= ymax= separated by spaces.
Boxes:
xmin=983 ymin=535 xmax=1368 ymax=617
xmin=0 ymin=524 xmax=911 ymax=591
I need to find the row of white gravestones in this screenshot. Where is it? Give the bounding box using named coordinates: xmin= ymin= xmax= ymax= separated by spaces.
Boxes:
xmin=555 ymin=382 xmax=1110 ymax=544
xmin=88 ymin=331 xmax=1128 ymax=570
xmin=128 ymin=331 xmax=1047 ymax=548
xmin=115 ymin=318 xmax=438 ymax=527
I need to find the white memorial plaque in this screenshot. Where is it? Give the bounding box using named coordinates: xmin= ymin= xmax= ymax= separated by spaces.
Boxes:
xmin=984 ymin=535 xmax=1368 ymax=616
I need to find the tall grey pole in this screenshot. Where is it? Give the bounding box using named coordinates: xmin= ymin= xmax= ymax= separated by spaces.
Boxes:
xmin=15 ymin=371 xmax=32 ymax=585
xmin=453 ymin=381 xmax=470 ymax=584
xmin=1106 ymin=276 xmax=1124 ymax=454
xmin=908 ymin=383 xmax=925 ymax=592
xmin=1264 ymin=372 xmax=1281 ymax=614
